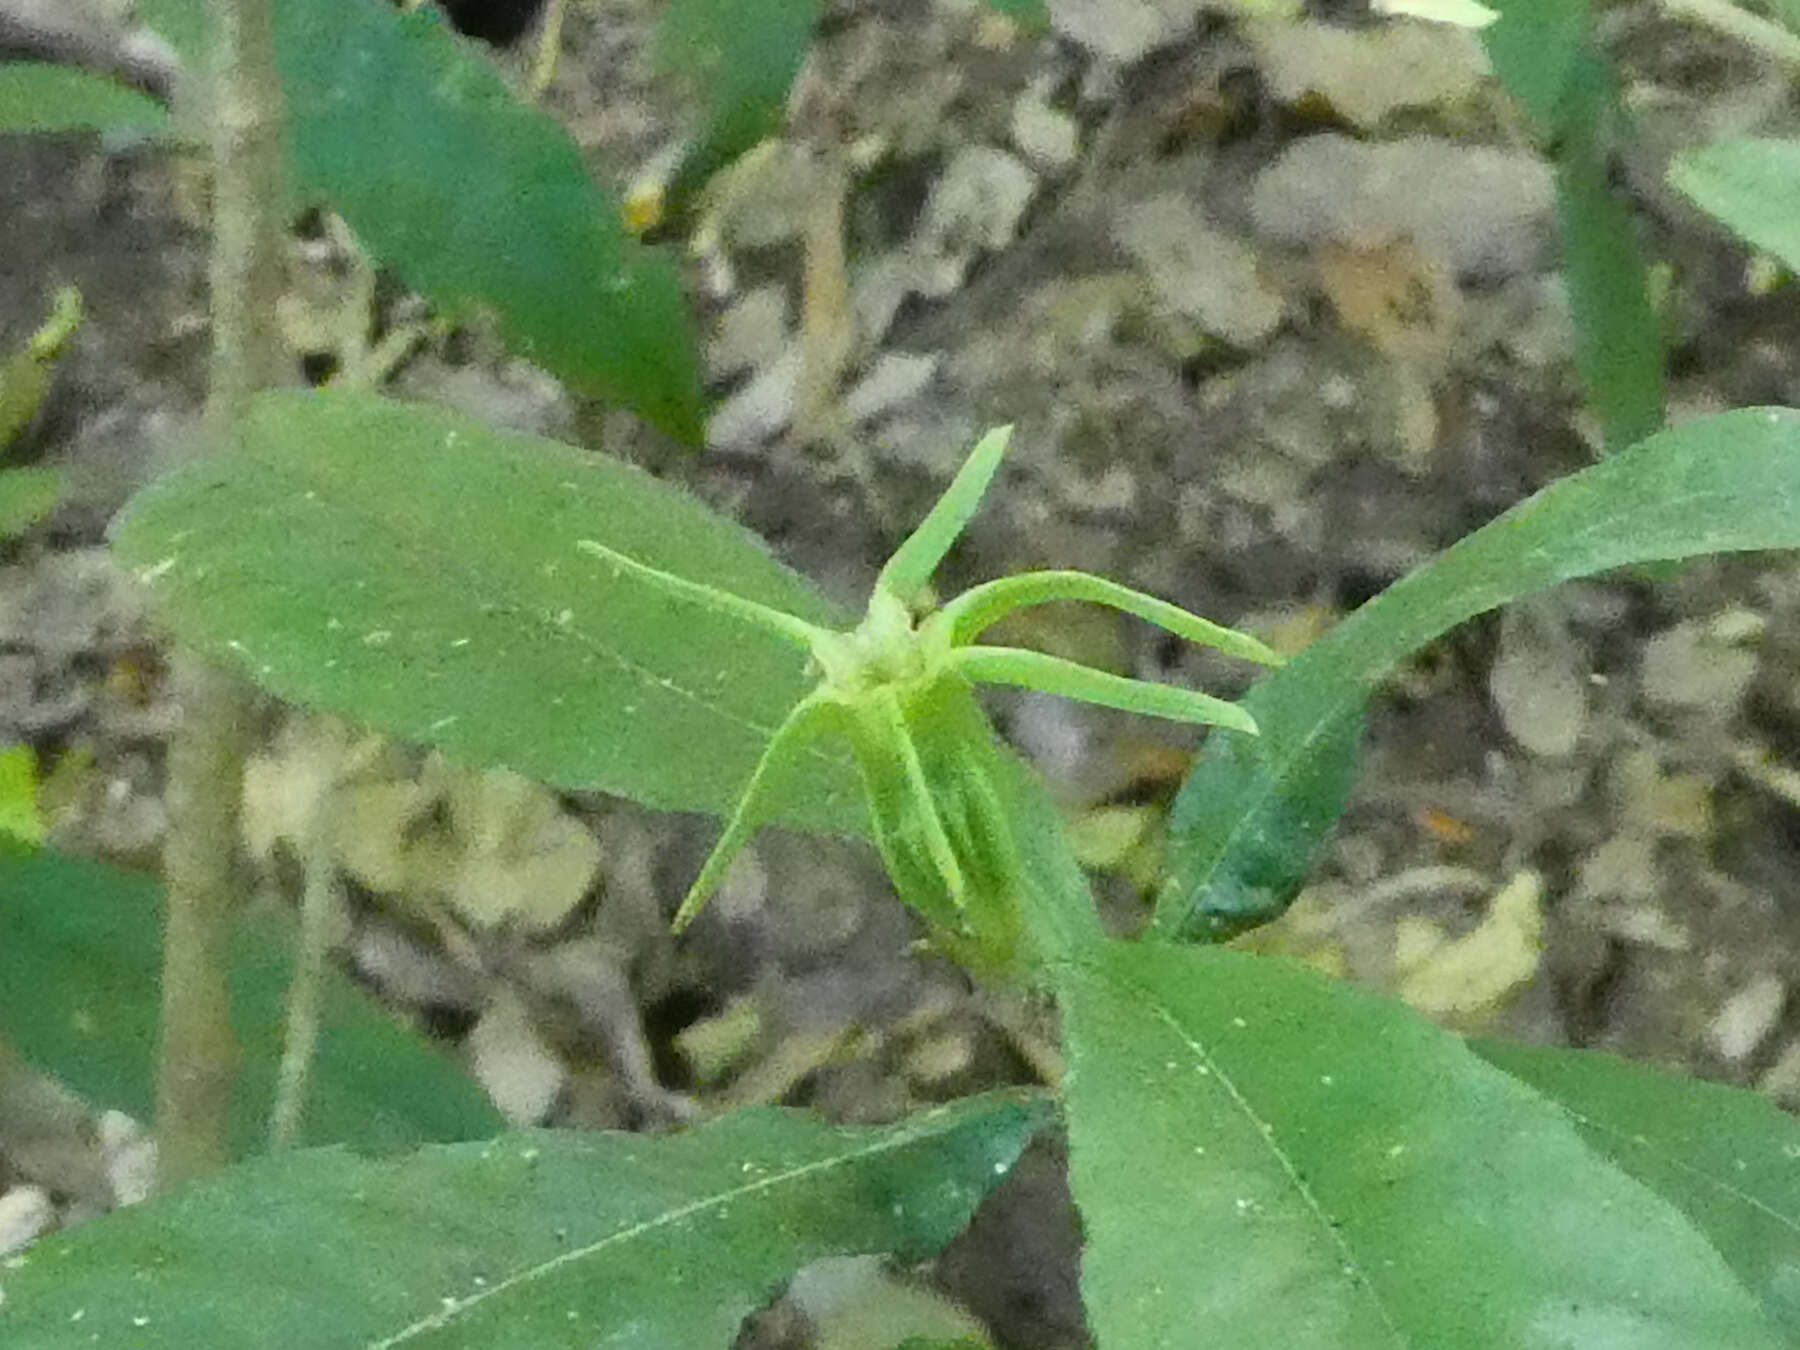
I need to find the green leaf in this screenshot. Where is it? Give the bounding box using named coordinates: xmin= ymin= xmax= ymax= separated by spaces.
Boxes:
xmin=0 ymin=62 xmax=170 ymax=136
xmin=974 ymin=0 xmax=1050 ymax=29
xmin=0 ymin=846 xmax=501 ymax=1154
xmin=0 ymin=1090 xmax=1048 ymax=1348
xmin=0 ymin=467 xmax=60 ymax=539
xmin=878 ymin=425 xmax=1011 ymax=606
xmin=0 ymin=746 xmax=44 ymax=847
xmin=1058 ymin=943 xmax=1781 ymax=1348
xmin=1553 ymin=61 xmax=1665 ymax=451
xmin=1475 ymin=1040 xmax=1800 ymax=1341
xmin=657 ymin=0 xmax=820 ymax=212
xmin=1159 ymin=704 xmax=1363 ymax=943
xmin=1478 ymin=0 xmax=1592 ymax=137
xmin=133 ymin=0 xmax=209 ymax=67
xmin=1764 ymin=0 xmax=1800 ymax=33
xmin=1157 ymin=407 xmax=1800 ymax=940
xmin=111 ymin=387 xmax=863 ymax=832
xmin=273 ymin=0 xmax=703 ymax=441
xmin=1670 ymin=138 xmax=1800 ymax=275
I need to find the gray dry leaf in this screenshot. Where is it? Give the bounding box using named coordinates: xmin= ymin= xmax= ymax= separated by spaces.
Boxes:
xmin=1012 ymin=87 xmax=1080 ymax=171
xmin=1489 ymin=605 xmax=1588 ymax=759
xmin=1251 ymin=134 xmax=1555 ymax=281
xmin=1047 ymin=0 xmax=1215 ymax=65
xmin=788 ymin=1256 xmax=992 ymax=1350
xmin=467 ymin=989 xmax=567 ymax=1126
xmin=912 ymin=146 xmax=1037 ymax=298
xmin=1243 ymin=17 xmax=1489 ymax=129
xmin=1114 ymin=193 xmax=1283 ymax=347
xmin=843 ymin=352 xmax=940 ymax=425
xmin=1639 ymin=617 xmax=1761 ymax=714
xmin=0 ymin=0 xmax=181 ymax=98
xmin=1707 ymin=973 xmax=1787 ymax=1064
xmin=0 ymin=1185 xmax=53 ymax=1258
xmin=707 ymin=285 xmax=790 ymax=381
xmin=709 ymin=345 xmax=803 ymax=451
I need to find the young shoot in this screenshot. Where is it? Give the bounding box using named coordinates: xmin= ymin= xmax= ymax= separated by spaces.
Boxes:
xmin=576 ymin=425 xmax=1281 ymax=972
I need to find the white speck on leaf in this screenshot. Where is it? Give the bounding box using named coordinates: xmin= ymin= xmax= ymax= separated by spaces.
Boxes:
xmin=363 ymin=630 xmax=392 ymax=646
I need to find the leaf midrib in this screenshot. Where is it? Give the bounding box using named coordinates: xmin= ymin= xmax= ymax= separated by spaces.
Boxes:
xmin=370 ymin=1103 xmax=1004 ymax=1346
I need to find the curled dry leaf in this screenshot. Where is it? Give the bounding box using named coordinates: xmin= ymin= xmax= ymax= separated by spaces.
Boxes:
xmin=245 ymin=724 xmax=600 ymax=934
xmin=429 ymin=760 xmax=602 ymax=933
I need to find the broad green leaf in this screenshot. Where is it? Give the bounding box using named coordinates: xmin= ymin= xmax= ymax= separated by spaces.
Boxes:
xmin=1478 ymin=0 xmax=1592 ymax=136
xmin=0 ymin=467 xmax=60 ymax=539
xmin=1670 ymin=138 xmax=1800 ymax=275
xmin=0 ymin=846 xmax=501 ymax=1154
xmin=656 ymin=0 xmax=819 ymax=204
xmin=1554 ymin=60 xmax=1665 ymax=451
xmin=0 ymin=62 xmax=170 ymax=136
xmin=1158 ymin=704 xmax=1363 ymax=943
xmin=274 ymin=0 xmax=703 ymax=441
xmin=1157 ymin=407 xmax=1800 ymax=940
xmin=1058 ymin=943 xmax=1780 ymax=1348
xmin=1476 ymin=1040 xmax=1800 ymax=1340
xmin=112 ymin=387 xmax=864 ymax=832
xmin=0 ymin=1090 xmax=1048 ymax=1348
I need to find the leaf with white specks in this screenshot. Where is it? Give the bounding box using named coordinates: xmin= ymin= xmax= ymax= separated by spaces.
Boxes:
xmin=0 ymin=1091 xmax=1047 ymax=1348
xmin=1059 ymin=943 xmax=1781 ymax=1347
xmin=111 ymin=388 xmax=864 ymax=834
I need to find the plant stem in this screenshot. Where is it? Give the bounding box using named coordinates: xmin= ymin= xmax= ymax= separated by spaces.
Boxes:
xmin=153 ymin=0 xmax=286 ymax=1190
xmin=527 ymin=0 xmax=569 ymax=99
xmin=155 ymin=656 xmax=254 ymax=1184
xmin=268 ymin=833 xmax=335 ymax=1150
